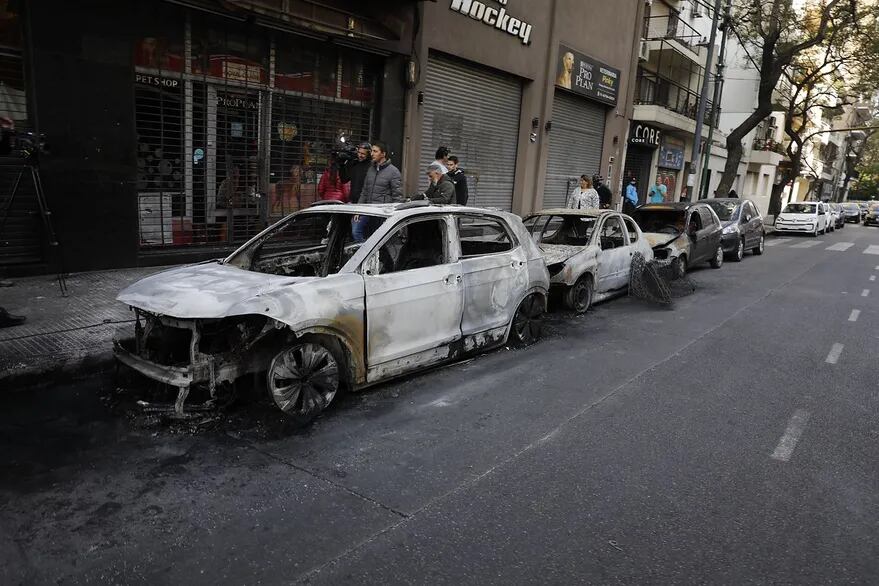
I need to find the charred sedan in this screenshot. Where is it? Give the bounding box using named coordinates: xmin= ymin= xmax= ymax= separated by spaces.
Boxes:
xmin=632 ymin=203 xmax=724 ymax=279
xmin=522 ymin=209 xmax=653 ymax=312
xmin=115 ymin=202 xmax=550 ymax=423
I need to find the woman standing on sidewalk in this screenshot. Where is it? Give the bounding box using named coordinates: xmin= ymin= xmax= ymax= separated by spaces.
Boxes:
xmin=317 ymin=154 xmax=350 ymax=202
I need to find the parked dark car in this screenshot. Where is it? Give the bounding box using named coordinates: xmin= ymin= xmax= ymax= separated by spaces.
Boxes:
xmin=841 ymin=202 xmax=861 ymax=223
xmin=830 ymin=203 xmax=846 ymax=229
xmin=633 ymin=202 xmax=724 ymax=278
xmin=864 ymin=204 xmax=879 ymax=226
xmin=704 ymin=198 xmax=766 ymax=261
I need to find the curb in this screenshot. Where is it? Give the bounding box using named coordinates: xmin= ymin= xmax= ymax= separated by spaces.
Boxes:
xmin=1 ymin=350 xmax=117 ymax=391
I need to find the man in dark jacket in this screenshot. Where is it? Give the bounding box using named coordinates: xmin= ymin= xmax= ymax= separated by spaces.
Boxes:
xmin=422 ymin=163 xmax=455 ymax=204
xmin=339 ymin=142 xmax=371 ymax=204
xmin=353 ymin=141 xmax=403 ymax=242
xmin=593 ymin=174 xmax=612 ymax=209
xmin=447 ymin=155 xmax=469 ymax=205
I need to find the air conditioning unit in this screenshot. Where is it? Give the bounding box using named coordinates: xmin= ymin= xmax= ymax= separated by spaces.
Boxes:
xmin=639 ymin=40 xmax=650 ymax=62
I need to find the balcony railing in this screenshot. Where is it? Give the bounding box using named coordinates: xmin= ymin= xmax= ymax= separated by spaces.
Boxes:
xmin=643 ymin=12 xmax=704 ymax=52
xmin=753 ymin=137 xmax=785 ymax=155
xmin=635 ymin=70 xmax=714 ymax=127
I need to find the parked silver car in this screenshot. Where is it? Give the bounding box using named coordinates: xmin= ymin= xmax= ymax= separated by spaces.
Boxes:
xmin=115 ymin=202 xmax=550 ymax=423
xmin=522 ymin=209 xmax=654 ymax=312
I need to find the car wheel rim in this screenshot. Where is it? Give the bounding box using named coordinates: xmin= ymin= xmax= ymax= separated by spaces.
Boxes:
xmin=737 ymin=240 xmax=744 ymax=260
xmin=716 ymin=247 xmax=723 ymax=265
xmin=513 ymin=295 xmax=543 ymax=343
xmin=574 ymin=281 xmax=592 ymax=312
xmin=269 ymin=343 xmax=339 ymax=416
xmin=758 ymin=236 xmax=764 ymax=252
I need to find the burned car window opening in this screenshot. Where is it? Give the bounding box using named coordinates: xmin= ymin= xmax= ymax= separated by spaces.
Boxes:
xmin=226 ymin=212 xmax=386 ymax=277
xmin=634 ymin=210 xmax=686 ymax=235
xmin=526 ymin=215 xmax=597 ymax=246
xmin=600 ymin=217 xmax=626 ymax=250
xmin=376 ymin=219 xmax=447 ymax=274
xmin=458 ymin=216 xmax=515 ymax=257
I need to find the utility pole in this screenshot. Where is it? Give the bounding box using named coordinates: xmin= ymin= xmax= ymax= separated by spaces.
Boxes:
xmin=689 ymin=0 xmax=724 ymax=201
xmin=699 ymin=0 xmax=733 ymax=199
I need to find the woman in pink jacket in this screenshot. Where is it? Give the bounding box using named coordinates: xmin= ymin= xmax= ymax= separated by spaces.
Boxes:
xmin=317 ymin=155 xmax=351 ymax=202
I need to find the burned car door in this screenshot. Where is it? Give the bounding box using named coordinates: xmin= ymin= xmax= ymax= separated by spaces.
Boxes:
xmin=362 ymin=216 xmax=464 ymax=379
xmin=456 ymin=214 xmax=526 ymax=339
xmin=596 ymin=215 xmax=631 ymax=291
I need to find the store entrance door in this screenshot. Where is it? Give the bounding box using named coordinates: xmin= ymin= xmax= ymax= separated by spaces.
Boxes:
xmin=206 ymin=86 xmax=266 ymax=245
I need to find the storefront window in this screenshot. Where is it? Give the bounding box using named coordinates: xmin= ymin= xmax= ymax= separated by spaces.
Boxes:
xmin=0 ymin=0 xmax=26 ymax=124
xmin=191 ymin=16 xmax=269 ymax=86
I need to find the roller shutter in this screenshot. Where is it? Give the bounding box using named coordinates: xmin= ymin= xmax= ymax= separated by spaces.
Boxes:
xmin=421 ymin=54 xmax=522 ymax=210
xmin=543 ymin=91 xmax=606 ymax=208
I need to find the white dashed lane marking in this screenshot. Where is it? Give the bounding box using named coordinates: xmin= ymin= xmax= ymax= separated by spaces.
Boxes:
xmin=826 ymin=242 xmax=854 ymax=251
xmin=825 ymin=343 xmax=844 ymax=364
xmin=764 ymin=238 xmax=791 ymax=247
xmin=864 ymin=245 xmax=879 ymax=255
xmin=849 ymin=309 xmax=860 ymax=322
xmin=871 ymin=276 xmax=877 ymax=282
xmin=790 ymin=240 xmax=823 ymax=249
xmin=862 ymin=289 xmax=870 ymax=297
xmin=771 ymin=409 xmax=811 ymax=462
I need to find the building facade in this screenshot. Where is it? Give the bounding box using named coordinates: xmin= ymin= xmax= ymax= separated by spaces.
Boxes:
xmin=403 ymin=0 xmax=645 ymax=213
xmin=3 ymin=0 xmax=645 ymax=275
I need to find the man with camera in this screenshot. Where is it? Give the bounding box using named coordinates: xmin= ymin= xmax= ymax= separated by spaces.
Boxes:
xmin=339 ymin=141 xmax=371 ymax=204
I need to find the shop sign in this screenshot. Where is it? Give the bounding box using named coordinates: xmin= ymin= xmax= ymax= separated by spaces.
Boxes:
xmin=135 ymin=73 xmax=179 ymax=88
xmin=630 ymin=122 xmax=661 ymax=147
xmin=555 ymin=44 xmax=619 ymax=106
xmin=659 ymin=142 xmax=685 ymax=170
xmin=449 ymin=0 xmax=533 ymax=45
xmin=223 ymin=61 xmax=263 ymax=83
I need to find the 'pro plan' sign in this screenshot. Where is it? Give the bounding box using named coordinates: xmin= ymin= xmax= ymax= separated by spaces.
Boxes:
xmin=555 ymin=44 xmax=619 ymax=106
xmin=449 ymin=0 xmax=534 ymax=45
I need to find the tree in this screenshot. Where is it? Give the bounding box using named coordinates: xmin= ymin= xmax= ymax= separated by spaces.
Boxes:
xmin=715 ymin=0 xmax=859 ymax=202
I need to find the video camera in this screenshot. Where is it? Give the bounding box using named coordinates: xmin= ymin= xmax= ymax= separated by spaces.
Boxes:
xmin=331 ymin=143 xmax=358 ymax=164
xmin=11 ymin=130 xmax=49 ymax=161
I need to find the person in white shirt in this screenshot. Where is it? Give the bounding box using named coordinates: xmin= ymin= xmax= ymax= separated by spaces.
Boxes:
xmin=568 ymin=175 xmax=600 ymax=209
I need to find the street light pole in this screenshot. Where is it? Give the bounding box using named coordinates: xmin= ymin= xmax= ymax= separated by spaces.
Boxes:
xmin=689 ymin=0 xmax=724 ymax=201
xmin=699 ymin=0 xmax=733 ymax=199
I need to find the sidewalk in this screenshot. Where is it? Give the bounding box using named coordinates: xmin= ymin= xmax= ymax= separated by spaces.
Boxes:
xmin=0 ymin=266 xmax=170 ymax=390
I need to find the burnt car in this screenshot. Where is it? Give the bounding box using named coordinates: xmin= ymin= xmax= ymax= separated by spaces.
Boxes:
xmin=632 ymin=202 xmax=724 ymax=278
xmin=522 ymin=209 xmax=654 ymax=312
xmin=704 ymin=198 xmax=765 ymax=261
xmin=115 ymin=202 xmax=550 ymax=423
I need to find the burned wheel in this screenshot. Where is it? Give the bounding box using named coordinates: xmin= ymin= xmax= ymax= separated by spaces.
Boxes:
xmin=509 ymin=294 xmax=544 ymax=347
xmin=565 ymin=275 xmax=594 ymax=313
xmin=268 ymin=339 xmax=340 ymax=423
xmin=671 ymin=255 xmax=687 ymax=280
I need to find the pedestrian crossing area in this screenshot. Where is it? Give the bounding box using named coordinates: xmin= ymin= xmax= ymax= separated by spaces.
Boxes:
xmin=766 ymin=238 xmax=879 ymax=254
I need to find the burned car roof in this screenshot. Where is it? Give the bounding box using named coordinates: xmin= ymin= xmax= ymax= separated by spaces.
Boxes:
xmin=526 ymin=208 xmax=613 ymax=218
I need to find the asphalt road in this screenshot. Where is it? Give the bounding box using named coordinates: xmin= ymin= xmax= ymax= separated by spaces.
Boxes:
xmin=2 ymin=223 xmax=878 ymax=584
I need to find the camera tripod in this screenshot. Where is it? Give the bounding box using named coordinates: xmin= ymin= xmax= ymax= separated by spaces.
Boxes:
xmin=0 ymin=152 xmax=68 ymax=296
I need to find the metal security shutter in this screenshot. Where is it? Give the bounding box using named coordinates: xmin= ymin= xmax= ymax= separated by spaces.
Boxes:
xmin=421 ymin=55 xmax=521 ymax=210
xmin=543 ymin=91 xmax=606 ymax=208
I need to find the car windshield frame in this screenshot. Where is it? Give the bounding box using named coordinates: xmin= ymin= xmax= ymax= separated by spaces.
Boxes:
xmin=224 ymin=210 xmax=388 ymax=277
xmin=522 ymin=214 xmax=598 ymax=246
xmin=632 ymin=208 xmax=687 ymax=235
xmin=781 ymin=203 xmax=817 ymax=215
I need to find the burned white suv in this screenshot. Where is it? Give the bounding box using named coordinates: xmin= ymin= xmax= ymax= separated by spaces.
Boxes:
xmin=115 ymin=201 xmax=549 ymax=423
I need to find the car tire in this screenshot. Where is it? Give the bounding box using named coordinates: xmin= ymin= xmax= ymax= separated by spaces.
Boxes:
xmin=753 ymin=233 xmax=765 ymax=255
xmin=672 ymin=255 xmax=687 ymax=280
xmin=732 ymin=238 xmax=744 ymax=262
xmin=509 ymin=293 xmax=544 ymax=347
xmin=267 ymin=335 xmax=344 ymax=424
xmin=565 ymin=275 xmax=594 ymax=313
xmin=710 ymin=245 xmax=724 ymax=269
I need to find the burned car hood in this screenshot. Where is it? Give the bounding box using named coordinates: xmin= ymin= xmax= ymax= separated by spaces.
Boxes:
xmin=538 ymin=244 xmax=588 ymax=265
xmin=642 ymin=232 xmax=683 ymax=249
xmin=117 ymin=262 xmax=318 ymax=318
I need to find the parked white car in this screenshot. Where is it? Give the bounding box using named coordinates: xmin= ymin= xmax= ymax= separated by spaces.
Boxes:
xmin=115 ymin=202 xmax=550 ymax=423
xmin=522 ymin=209 xmax=654 ymax=312
xmin=775 ymin=201 xmax=828 ymax=236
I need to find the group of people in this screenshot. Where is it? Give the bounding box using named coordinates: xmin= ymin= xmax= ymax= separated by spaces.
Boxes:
xmin=567 ymin=175 xmax=612 ymax=210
